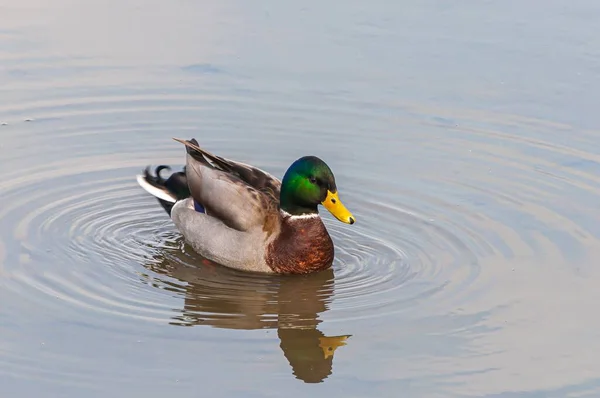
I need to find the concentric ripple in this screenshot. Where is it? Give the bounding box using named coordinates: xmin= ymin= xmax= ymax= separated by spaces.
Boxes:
xmin=1 ymin=91 xmax=600 ymax=327
xmin=1 ymin=87 xmax=600 ymax=393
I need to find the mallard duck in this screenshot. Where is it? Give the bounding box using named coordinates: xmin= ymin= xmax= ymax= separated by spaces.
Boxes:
xmin=136 ymin=138 xmax=355 ymax=274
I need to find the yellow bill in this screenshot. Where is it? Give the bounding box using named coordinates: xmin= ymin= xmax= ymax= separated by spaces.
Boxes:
xmin=322 ymin=190 xmax=355 ymax=224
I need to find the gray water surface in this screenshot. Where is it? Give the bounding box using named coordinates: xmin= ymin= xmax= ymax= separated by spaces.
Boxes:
xmin=2 ymin=0 xmax=600 ymax=397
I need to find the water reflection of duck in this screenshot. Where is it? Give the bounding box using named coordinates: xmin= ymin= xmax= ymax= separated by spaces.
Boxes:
xmin=136 ymin=137 xmax=355 ymax=275
xmin=144 ymin=242 xmax=351 ymax=383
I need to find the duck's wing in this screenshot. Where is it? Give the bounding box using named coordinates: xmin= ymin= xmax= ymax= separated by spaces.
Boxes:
xmin=175 ymin=138 xmax=281 ymax=232
xmin=175 ymin=138 xmax=281 ymax=195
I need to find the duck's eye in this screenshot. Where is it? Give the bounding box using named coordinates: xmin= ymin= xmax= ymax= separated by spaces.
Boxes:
xmin=309 ymin=176 xmax=317 ymax=184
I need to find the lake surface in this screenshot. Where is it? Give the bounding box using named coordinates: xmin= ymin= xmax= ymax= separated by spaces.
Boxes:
xmin=1 ymin=0 xmax=600 ymax=396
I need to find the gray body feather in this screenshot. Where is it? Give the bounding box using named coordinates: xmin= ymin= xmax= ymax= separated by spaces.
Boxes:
xmin=171 ymin=199 xmax=274 ymax=273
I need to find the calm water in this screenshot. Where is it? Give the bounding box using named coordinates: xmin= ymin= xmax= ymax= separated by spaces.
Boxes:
xmin=2 ymin=0 xmax=600 ymax=396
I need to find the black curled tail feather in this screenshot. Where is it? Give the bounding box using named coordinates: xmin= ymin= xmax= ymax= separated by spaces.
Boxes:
xmin=141 ymin=165 xmax=191 ymax=216
xmin=144 ymin=165 xmax=191 ymax=199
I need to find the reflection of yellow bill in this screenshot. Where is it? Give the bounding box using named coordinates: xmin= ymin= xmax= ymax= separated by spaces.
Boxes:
xmin=319 ymin=335 xmax=351 ymax=359
xmin=321 ymin=190 xmax=355 ymax=224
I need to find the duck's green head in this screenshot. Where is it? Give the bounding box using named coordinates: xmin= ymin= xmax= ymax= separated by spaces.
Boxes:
xmin=280 ymin=156 xmax=355 ymax=224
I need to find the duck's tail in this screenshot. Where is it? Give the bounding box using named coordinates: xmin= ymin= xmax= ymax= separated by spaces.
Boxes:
xmin=136 ymin=165 xmax=191 ymax=216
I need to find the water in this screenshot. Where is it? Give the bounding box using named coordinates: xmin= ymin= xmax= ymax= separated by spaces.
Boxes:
xmin=1 ymin=0 xmax=600 ymax=396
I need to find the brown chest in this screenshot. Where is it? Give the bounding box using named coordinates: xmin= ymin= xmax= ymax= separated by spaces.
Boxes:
xmin=265 ymin=216 xmax=334 ymax=274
